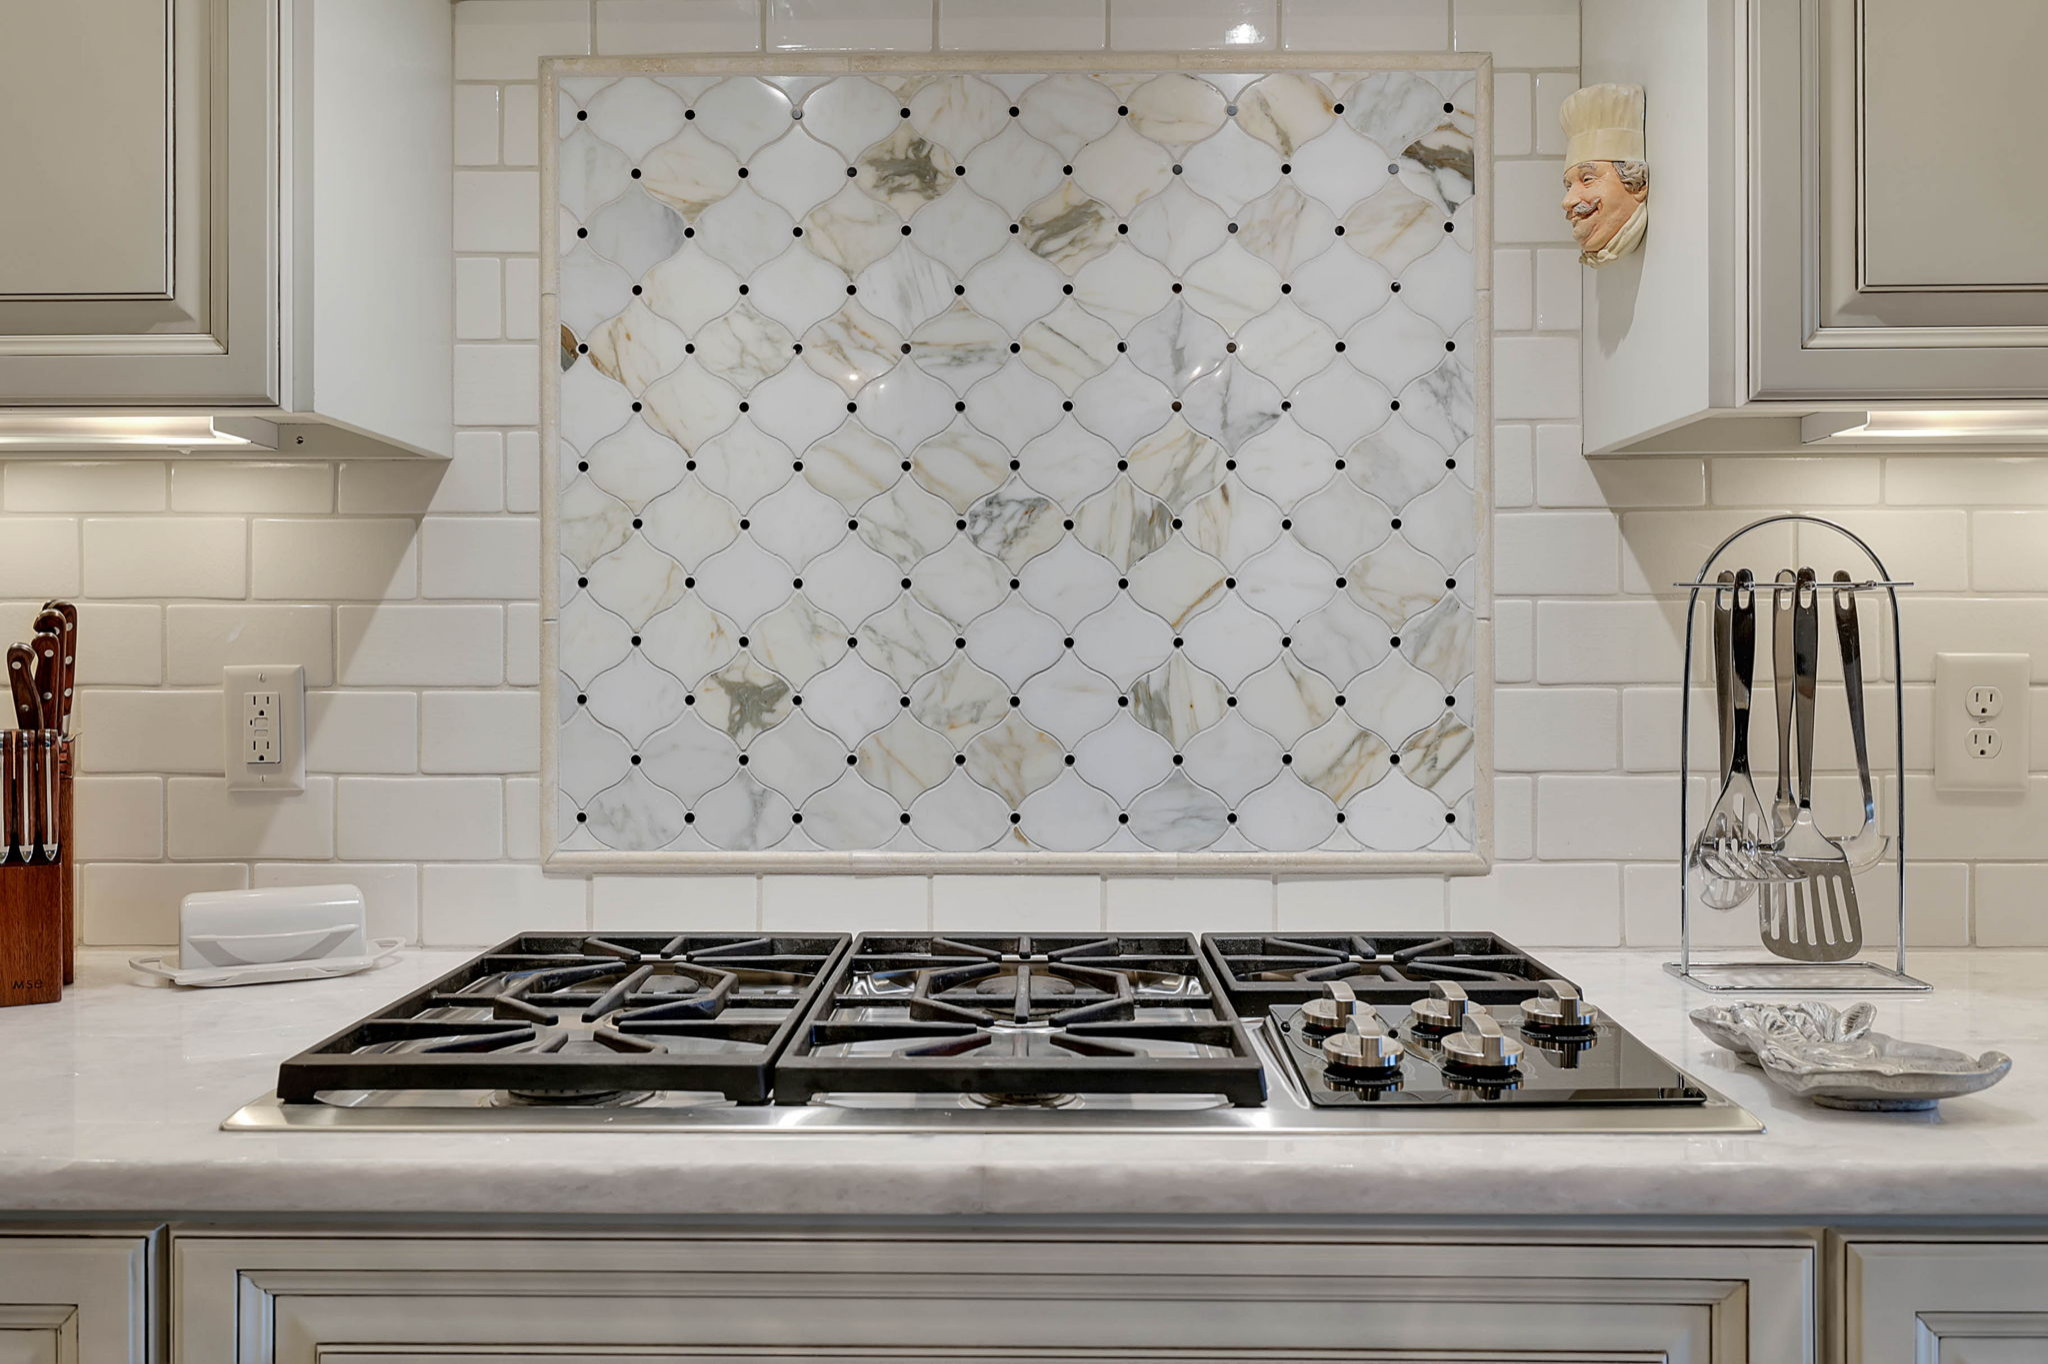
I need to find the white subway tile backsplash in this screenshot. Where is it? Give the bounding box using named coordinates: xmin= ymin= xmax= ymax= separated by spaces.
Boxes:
xmin=423 ymin=863 xmax=588 ymax=944
xmin=454 ymin=0 xmax=591 ymax=80
xmin=1275 ymin=876 xmax=1446 ymax=931
xmin=1447 ymin=861 xmax=1620 ymax=945
xmin=421 ymin=516 xmax=540 ymax=599
xmin=939 ymin=0 xmax=1103 ymax=49
xmin=1493 ymin=248 xmax=1533 ymax=331
xmin=1617 ymin=510 xmax=1795 ymax=597
xmin=339 ymin=434 xmax=507 ymax=515
xmin=593 ymin=873 xmax=759 ymax=930
xmin=1970 ymin=511 xmax=2048 ymax=591
xmin=1492 ymin=72 xmax=1531 ymax=154
xmin=455 ymin=345 xmax=541 ymax=425
xmin=597 ymin=0 xmax=763 ymax=53
xmin=506 ymin=603 xmax=542 ymax=685
xmin=1492 ymin=597 xmax=1533 ymax=682
xmin=1974 ymin=863 xmax=2048 ymax=945
xmin=1796 ymin=509 xmax=1969 ymax=593
xmin=83 ymin=517 xmax=244 ymax=598
xmin=1110 ymin=0 xmax=1277 ymax=49
xmin=1712 ymin=456 xmax=1880 ymax=507
xmin=1281 ymin=0 xmax=1448 ymax=51
xmin=505 ymin=776 xmax=542 ymax=859
xmin=1493 ymin=423 xmax=1534 ymax=507
xmin=1492 ymin=774 xmax=1533 ymax=859
xmin=1534 ymin=427 xmax=1705 ymax=508
xmin=455 ymin=258 xmax=503 ymax=339
xmin=1492 ymin=335 xmax=1578 ymax=418
xmin=1105 ymin=877 xmax=1274 ymax=933
xmin=1531 ymin=70 xmax=1571 ymax=154
xmin=1887 ymin=457 xmax=2048 ymax=506
xmin=501 ymin=83 xmax=542 ymax=165
xmin=0 ymin=518 xmax=82 ymax=598
xmin=6 ymin=462 xmax=165 ymax=512
xmin=505 ymin=429 xmax=541 ymax=510
xmin=169 ymin=462 xmax=334 ymax=514
xmin=1452 ymin=0 xmax=1578 ymax=67
xmin=73 ymin=777 xmax=164 ymax=860
xmin=1619 ymin=862 xmax=1756 ymax=949
xmin=251 ymin=518 xmax=419 ymax=600
xmin=255 ymin=862 xmax=422 ymax=944
xmin=1493 ymin=687 xmax=1617 ymax=770
xmin=167 ymin=777 xmax=337 ymax=860
xmin=1495 ymin=510 xmax=1618 ymax=594
xmin=503 ymin=260 xmax=542 ymax=341
xmin=1492 ymin=160 xmax=1574 ymax=245
xmin=1532 ymin=247 xmax=1578 ymax=330
xmin=454 ymin=171 xmax=541 ymax=253
xmin=761 ymin=875 xmax=930 ymax=931
xmin=308 ymin=691 xmax=420 ymax=774
xmin=81 ymin=862 xmax=248 ymax=945
xmin=422 ymin=691 xmax=542 ymax=773
xmin=72 ymin=690 xmax=221 ymax=773
xmin=1533 ymin=599 xmax=1686 ymax=683
xmin=338 ymin=605 xmax=507 ymax=686
xmin=932 ymin=875 xmax=1103 ymax=931
xmin=340 ymin=777 xmax=506 ymax=860
xmin=768 ymin=0 xmax=933 ymax=50
xmin=166 ymin=604 xmax=335 ymax=686
xmin=69 ymin=603 xmax=163 ymax=684
xmin=453 ymin=84 xmax=501 ymax=165
xmin=1534 ymin=773 xmax=1686 ymax=860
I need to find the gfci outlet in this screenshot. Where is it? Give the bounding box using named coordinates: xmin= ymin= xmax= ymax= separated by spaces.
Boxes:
xmin=223 ymin=664 xmax=306 ymax=793
xmin=1935 ymin=653 xmax=2029 ymax=793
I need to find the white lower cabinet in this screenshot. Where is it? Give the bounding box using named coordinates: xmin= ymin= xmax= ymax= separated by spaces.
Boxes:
xmin=172 ymin=1230 xmax=1815 ymax=1363
xmin=1837 ymin=1235 xmax=2048 ymax=1363
xmin=0 ymin=1230 xmax=158 ymax=1364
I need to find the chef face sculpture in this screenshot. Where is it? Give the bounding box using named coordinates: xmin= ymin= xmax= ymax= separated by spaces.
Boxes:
xmin=1561 ymin=158 xmax=1649 ymax=257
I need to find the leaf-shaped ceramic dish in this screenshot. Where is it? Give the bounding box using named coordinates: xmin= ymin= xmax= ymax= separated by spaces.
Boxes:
xmin=1690 ymin=1002 xmax=2011 ymax=1111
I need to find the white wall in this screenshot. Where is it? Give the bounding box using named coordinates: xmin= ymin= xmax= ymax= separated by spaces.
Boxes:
xmin=10 ymin=0 xmax=2045 ymax=949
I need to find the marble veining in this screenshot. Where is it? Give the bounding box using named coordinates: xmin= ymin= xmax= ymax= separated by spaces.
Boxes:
xmin=549 ymin=63 xmax=1484 ymax=862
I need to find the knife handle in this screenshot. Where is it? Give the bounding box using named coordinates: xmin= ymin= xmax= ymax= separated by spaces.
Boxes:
xmin=28 ymin=633 xmax=61 ymax=732
xmin=6 ymin=645 xmax=37 ymax=729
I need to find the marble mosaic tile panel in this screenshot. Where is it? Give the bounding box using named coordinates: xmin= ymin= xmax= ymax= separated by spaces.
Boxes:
xmin=545 ymin=59 xmax=1486 ymax=866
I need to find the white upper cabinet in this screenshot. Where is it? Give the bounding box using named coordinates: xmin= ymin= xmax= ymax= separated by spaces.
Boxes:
xmin=0 ymin=0 xmax=452 ymax=458
xmin=1581 ymin=0 xmax=2048 ymax=454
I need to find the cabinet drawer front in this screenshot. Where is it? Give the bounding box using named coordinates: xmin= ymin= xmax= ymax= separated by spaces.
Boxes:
xmin=175 ymin=1232 xmax=1814 ymax=1364
xmin=0 ymin=1232 xmax=157 ymax=1364
xmin=1839 ymin=1239 xmax=2048 ymax=1364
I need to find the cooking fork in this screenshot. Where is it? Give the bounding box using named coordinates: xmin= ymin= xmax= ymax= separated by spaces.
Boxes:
xmin=1691 ymin=570 xmax=1795 ymax=886
xmin=1698 ymin=571 xmax=1752 ymax=909
xmin=1765 ymin=568 xmax=1863 ymax=961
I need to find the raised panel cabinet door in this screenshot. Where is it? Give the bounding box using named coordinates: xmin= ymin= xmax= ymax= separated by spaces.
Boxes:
xmin=173 ymin=1230 xmax=1817 ymax=1363
xmin=1838 ymin=1237 xmax=2048 ymax=1364
xmin=1749 ymin=0 xmax=2048 ymax=400
xmin=0 ymin=1230 xmax=158 ymax=1364
xmin=0 ymin=0 xmax=278 ymax=405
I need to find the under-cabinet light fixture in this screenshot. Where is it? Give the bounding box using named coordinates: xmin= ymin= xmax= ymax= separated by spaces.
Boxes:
xmin=0 ymin=414 xmax=280 ymax=453
xmin=1802 ymin=410 xmax=2048 ymax=444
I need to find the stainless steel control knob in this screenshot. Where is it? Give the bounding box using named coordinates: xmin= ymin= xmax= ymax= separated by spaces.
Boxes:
xmin=1322 ymin=1013 xmax=1404 ymax=1072
xmin=1409 ymin=980 xmax=1472 ymax=1032
xmin=1520 ymin=978 xmax=1598 ymax=1031
xmin=1439 ymin=1012 xmax=1523 ymax=1070
xmin=1300 ymin=979 xmax=1359 ymax=1033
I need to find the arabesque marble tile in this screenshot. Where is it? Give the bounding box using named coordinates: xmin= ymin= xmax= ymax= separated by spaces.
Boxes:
xmin=550 ymin=63 xmax=1483 ymax=861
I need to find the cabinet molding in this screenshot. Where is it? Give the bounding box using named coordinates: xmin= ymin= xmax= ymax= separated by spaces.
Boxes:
xmin=175 ymin=1230 xmax=1814 ymax=1364
xmin=0 ymin=1230 xmax=158 ymax=1364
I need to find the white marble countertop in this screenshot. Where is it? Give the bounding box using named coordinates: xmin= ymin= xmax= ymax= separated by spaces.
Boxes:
xmin=0 ymin=948 xmax=2040 ymax=1221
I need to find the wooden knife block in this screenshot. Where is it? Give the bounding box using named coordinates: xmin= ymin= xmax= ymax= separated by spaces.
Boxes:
xmin=0 ymin=735 xmax=72 ymax=1007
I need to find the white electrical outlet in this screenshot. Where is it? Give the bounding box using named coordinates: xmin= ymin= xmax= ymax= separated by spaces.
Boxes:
xmin=223 ymin=665 xmax=305 ymax=792
xmin=1935 ymin=653 xmax=2029 ymax=793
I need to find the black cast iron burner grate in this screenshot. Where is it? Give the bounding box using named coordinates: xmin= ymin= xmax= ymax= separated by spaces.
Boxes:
xmin=773 ymin=933 xmax=1267 ymax=1107
xmin=274 ymin=933 xmax=849 ymax=1104
xmin=1202 ymin=933 xmax=1575 ymax=1010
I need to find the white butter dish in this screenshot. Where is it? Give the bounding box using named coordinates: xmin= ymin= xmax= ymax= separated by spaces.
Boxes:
xmin=130 ymin=883 xmax=401 ymax=988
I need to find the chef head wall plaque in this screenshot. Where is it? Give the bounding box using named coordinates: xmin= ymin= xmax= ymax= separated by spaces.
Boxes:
xmin=1558 ymin=82 xmax=1647 ymax=268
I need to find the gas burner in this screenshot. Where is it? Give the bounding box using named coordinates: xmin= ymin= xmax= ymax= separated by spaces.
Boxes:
xmin=1204 ymin=933 xmax=1574 ymax=1009
xmin=966 ymin=1090 xmax=1079 ymax=1110
xmin=492 ymin=1087 xmax=653 ymax=1109
xmin=273 ymin=933 xmax=848 ymax=1104
xmin=775 ymin=933 xmax=1266 ymax=1107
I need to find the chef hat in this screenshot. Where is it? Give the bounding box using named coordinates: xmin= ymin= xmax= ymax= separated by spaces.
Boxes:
xmin=1559 ymin=82 xmax=1645 ymax=165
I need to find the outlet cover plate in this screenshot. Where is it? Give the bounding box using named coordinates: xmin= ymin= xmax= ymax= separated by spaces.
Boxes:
xmin=223 ymin=664 xmax=306 ymax=793
xmin=1935 ymin=652 xmax=2028 ymax=793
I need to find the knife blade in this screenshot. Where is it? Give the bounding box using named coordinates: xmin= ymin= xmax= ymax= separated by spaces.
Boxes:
xmin=0 ymin=732 xmax=11 ymax=867
xmin=28 ymin=631 xmax=61 ymax=732
xmin=6 ymin=643 xmax=38 ymax=729
xmin=36 ymin=730 xmax=56 ymax=862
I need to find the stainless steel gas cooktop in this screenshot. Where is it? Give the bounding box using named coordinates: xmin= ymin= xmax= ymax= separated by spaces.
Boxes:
xmin=224 ymin=931 xmax=1760 ymax=1135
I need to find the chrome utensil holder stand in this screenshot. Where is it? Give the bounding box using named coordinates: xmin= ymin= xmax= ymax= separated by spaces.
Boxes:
xmin=1665 ymin=515 xmax=1928 ymax=993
